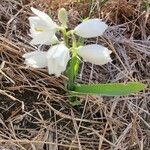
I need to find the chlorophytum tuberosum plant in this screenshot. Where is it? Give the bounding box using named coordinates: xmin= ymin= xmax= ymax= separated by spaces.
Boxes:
xmin=23 ymin=7 xmax=145 ymax=105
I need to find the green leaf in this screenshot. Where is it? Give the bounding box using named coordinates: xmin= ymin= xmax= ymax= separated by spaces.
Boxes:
xmin=65 ymin=56 xmax=80 ymax=90
xmin=72 ymin=82 xmax=145 ymax=96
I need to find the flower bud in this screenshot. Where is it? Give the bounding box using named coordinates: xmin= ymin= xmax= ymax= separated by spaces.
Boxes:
xmin=58 ymin=8 xmax=68 ymax=28
xmin=74 ymin=19 xmax=108 ymax=38
xmin=77 ymin=44 xmax=112 ymax=65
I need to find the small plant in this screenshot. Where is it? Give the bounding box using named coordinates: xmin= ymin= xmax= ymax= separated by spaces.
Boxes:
xmin=22 ymin=7 xmax=145 ymax=105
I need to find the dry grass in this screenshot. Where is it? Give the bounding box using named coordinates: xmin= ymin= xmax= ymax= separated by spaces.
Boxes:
xmin=0 ymin=0 xmax=150 ymax=149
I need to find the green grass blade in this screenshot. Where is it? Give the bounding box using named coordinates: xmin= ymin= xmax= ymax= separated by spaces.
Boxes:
xmin=73 ymin=82 xmax=145 ymax=96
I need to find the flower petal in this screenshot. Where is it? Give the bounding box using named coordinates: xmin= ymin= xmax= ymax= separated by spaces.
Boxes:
xmin=30 ymin=31 xmax=55 ymax=45
xmin=44 ymin=35 xmax=59 ymax=45
xmin=23 ymin=51 xmax=47 ymax=68
xmin=74 ymin=19 xmax=108 ymax=38
xmin=29 ymin=16 xmax=45 ymax=27
xmin=31 ymin=7 xmax=57 ymax=28
xmin=47 ymin=44 xmax=70 ymax=76
xmin=78 ymin=44 xmax=112 ymax=65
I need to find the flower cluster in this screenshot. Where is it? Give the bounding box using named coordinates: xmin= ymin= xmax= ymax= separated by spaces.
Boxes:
xmin=23 ymin=7 xmax=112 ymax=77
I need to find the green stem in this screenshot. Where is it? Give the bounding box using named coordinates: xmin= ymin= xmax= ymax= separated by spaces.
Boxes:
xmin=61 ymin=28 xmax=68 ymax=47
xmin=72 ymin=33 xmax=77 ymax=49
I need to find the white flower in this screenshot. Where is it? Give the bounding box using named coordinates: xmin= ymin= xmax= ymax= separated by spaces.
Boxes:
xmin=47 ymin=44 xmax=70 ymax=77
xmin=74 ymin=19 xmax=108 ymax=38
xmin=29 ymin=7 xmax=59 ymax=45
xmin=77 ymin=44 xmax=112 ymax=65
xmin=22 ymin=51 xmax=47 ymax=68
